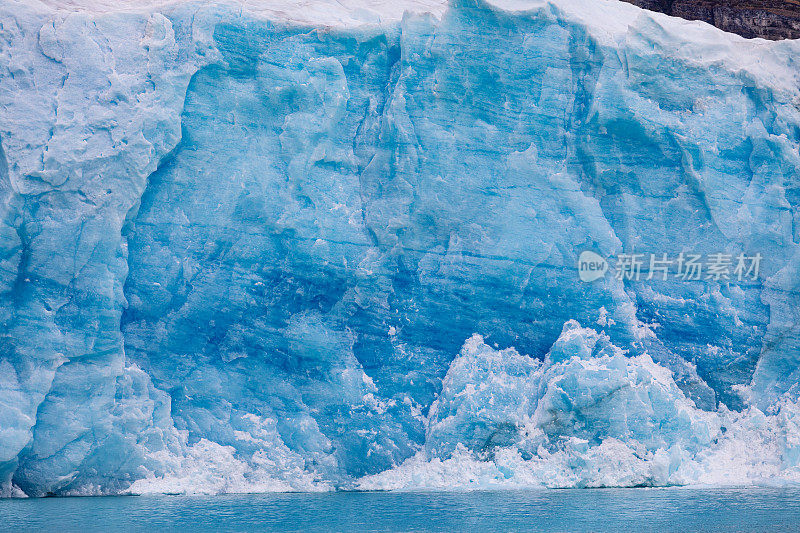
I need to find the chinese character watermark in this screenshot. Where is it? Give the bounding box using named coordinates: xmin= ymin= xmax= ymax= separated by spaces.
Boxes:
xmin=578 ymin=251 xmax=761 ymax=283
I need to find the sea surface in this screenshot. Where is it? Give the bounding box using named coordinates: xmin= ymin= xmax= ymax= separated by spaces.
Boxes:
xmin=2 ymin=487 xmax=800 ymax=532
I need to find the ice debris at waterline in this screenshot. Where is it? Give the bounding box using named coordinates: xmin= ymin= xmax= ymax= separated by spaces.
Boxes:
xmin=2 ymin=0 xmax=800 ymax=497
xmin=360 ymin=325 xmax=800 ymax=490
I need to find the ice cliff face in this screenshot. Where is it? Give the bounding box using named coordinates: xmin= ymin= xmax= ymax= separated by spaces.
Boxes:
xmin=3 ymin=0 xmax=800 ymax=497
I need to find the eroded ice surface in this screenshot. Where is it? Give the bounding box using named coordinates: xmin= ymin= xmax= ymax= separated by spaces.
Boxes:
xmin=3 ymin=0 xmax=800 ymax=496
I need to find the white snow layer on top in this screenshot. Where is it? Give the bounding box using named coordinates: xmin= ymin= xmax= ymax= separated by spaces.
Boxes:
xmin=28 ymin=0 xmax=800 ymax=94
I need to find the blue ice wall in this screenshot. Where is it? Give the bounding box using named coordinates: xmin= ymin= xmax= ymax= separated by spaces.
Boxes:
xmin=3 ymin=0 xmax=800 ymax=495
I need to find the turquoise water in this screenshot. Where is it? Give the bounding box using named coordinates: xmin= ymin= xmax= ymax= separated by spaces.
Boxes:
xmin=2 ymin=488 xmax=800 ymax=532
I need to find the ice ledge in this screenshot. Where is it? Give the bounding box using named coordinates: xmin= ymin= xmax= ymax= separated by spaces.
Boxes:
xmin=22 ymin=0 xmax=800 ymax=94
xmin=34 ymin=0 xmax=450 ymax=22
xmin=13 ymin=0 xmax=656 ymax=31
xmin=18 ymin=0 xmax=740 ymax=37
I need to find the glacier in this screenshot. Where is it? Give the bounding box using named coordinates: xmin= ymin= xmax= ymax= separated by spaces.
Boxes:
xmin=2 ymin=0 xmax=800 ymax=497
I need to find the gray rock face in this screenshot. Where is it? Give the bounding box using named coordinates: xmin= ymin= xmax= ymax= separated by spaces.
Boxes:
xmin=623 ymin=0 xmax=800 ymax=39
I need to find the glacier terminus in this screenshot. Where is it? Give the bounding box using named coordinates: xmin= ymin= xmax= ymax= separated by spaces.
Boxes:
xmin=2 ymin=0 xmax=800 ymax=497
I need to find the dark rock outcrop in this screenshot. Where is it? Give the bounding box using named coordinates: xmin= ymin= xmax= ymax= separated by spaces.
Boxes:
xmin=623 ymin=0 xmax=800 ymax=39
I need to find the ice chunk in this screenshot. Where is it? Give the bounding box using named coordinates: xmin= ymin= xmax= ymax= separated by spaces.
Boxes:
xmin=362 ymin=326 xmax=800 ymax=490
